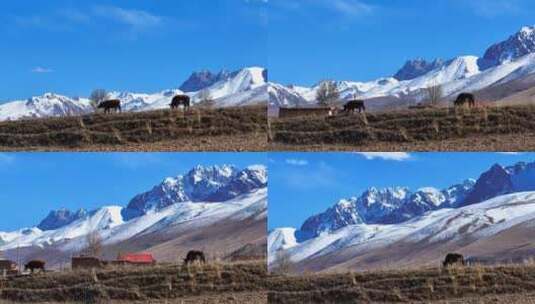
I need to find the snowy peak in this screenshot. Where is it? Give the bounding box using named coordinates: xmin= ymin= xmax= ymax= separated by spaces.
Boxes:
xmin=179 ymin=69 xmax=238 ymax=92
xmin=122 ymin=165 xmax=267 ymax=220
xmin=201 ymin=67 xmax=267 ymax=100
xmin=393 ymin=58 xmax=445 ymax=81
xmin=267 ymin=83 xmax=310 ymax=108
xmin=357 ymin=187 xmax=409 ymax=223
xmin=482 ymin=25 xmax=535 ymax=67
xmin=299 ymin=197 xmax=362 ymax=240
xmin=268 ymin=227 xmax=297 ymax=261
xmin=295 ymin=160 xmax=535 ymax=239
xmin=296 ymin=181 xmax=478 ymax=236
xmin=37 ymin=208 xmax=88 ymax=231
xmin=0 ymin=93 xmax=92 ymax=121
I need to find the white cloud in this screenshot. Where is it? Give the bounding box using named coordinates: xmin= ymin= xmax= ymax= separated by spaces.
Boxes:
xmin=92 ymin=6 xmax=163 ymax=29
xmin=31 ymin=67 xmax=54 ymax=73
xmin=13 ymin=6 xmax=166 ymax=35
xmin=285 ymin=159 xmax=309 ymax=166
xmin=496 ymin=152 xmax=522 ymax=155
xmin=328 ymin=0 xmax=374 ymax=16
xmin=463 ymin=0 xmax=523 ymax=18
xmin=271 ymin=0 xmax=374 ymax=17
xmin=355 ymin=152 xmax=411 ymax=161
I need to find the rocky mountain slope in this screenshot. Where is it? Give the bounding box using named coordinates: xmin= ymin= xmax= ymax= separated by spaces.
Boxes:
xmin=269 ymin=160 xmax=535 ymax=272
xmin=0 ymin=165 xmax=267 ymax=266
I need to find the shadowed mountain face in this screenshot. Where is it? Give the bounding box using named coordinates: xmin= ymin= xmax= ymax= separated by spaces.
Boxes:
xmin=482 ymin=26 xmax=535 ymax=68
xmin=462 ymin=164 xmax=514 ymax=206
xmin=393 ymin=58 xmax=445 ymax=81
xmin=179 ymin=69 xmax=238 ymax=92
xmin=37 ymin=208 xmax=88 ymax=231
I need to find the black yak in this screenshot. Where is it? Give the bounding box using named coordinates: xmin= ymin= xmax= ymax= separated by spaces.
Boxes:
xmin=97 ymin=99 xmax=121 ymax=113
xmin=343 ymin=100 xmax=366 ymax=113
xmin=170 ymin=94 xmax=190 ymax=110
xmin=184 ymin=250 xmax=206 ymax=265
xmin=454 ymin=93 xmax=475 ymax=108
xmin=24 ymin=260 xmax=45 ymax=273
xmin=443 ymin=253 xmax=465 ymax=267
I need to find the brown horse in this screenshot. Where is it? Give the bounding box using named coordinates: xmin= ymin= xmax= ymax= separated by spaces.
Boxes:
xmin=184 ymin=250 xmax=206 ymax=265
xmin=454 ymin=93 xmax=475 ymax=108
xmin=170 ymin=95 xmax=190 ymax=110
xmin=343 ymin=100 xmax=366 ymax=113
xmin=97 ymin=99 xmax=122 ymax=113
xmin=25 ymin=260 xmax=46 ymax=273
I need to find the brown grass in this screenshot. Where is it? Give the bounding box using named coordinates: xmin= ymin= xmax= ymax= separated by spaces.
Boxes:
xmin=0 ymin=106 xmax=267 ymax=151
xmin=269 ymin=104 xmax=535 ymax=151
xmin=267 ymin=264 xmax=535 ymax=303
xmin=0 ymin=261 xmax=267 ymax=303
xmin=3 ymin=262 xmax=535 ymax=303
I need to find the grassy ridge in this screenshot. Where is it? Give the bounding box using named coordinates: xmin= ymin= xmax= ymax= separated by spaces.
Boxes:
xmin=0 ymin=261 xmax=267 ymax=303
xmin=270 ymin=105 xmax=535 ymax=150
xmin=268 ymin=264 xmax=535 ymax=304
xmin=2 ymin=262 xmax=535 ymax=303
xmin=0 ymin=106 xmax=267 ymax=151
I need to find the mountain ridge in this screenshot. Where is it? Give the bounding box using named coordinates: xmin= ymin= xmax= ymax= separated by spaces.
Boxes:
xmin=269 ymin=25 xmax=535 ymax=108
xmin=0 ymin=67 xmax=268 ymax=121
xmin=269 ymin=160 xmax=535 ymax=271
xmin=0 ymin=164 xmax=267 ymax=255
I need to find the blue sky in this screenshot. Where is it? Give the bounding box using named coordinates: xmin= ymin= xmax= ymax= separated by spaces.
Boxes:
xmin=268 ymin=0 xmax=535 ymax=86
xmin=268 ymin=152 xmax=535 ymax=230
xmin=0 ymin=152 xmax=266 ymax=231
xmin=5 ymin=1 xmax=535 ymax=99
xmin=0 ymin=0 xmax=267 ymax=102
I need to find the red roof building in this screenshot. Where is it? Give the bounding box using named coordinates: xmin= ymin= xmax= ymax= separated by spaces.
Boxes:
xmin=117 ymin=253 xmax=156 ymax=265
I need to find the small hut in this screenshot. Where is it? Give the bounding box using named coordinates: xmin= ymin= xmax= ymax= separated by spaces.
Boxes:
xmin=116 ymin=253 xmax=156 ymax=266
xmin=72 ymin=256 xmax=103 ymax=270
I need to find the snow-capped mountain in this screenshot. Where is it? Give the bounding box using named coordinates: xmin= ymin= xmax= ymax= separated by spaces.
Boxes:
xmin=0 ymin=165 xmax=267 ymax=264
xmin=482 ymin=26 xmax=535 ymax=68
xmin=393 ymin=58 xmax=445 ymax=81
xmin=121 ymin=165 xmax=267 ymax=220
xmin=270 ymin=191 xmax=535 ymax=271
xmin=0 ymin=93 xmax=93 ymax=121
xmin=0 ymin=67 xmax=268 ymax=122
xmin=297 ymin=180 xmax=476 ymax=240
xmin=269 ymin=160 xmax=535 ymax=272
xmin=269 ymin=25 xmax=535 ymax=108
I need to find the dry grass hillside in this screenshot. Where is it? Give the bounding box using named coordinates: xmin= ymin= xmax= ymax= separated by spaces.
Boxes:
xmin=0 ymin=261 xmax=267 ymax=304
xmin=0 ymin=106 xmax=267 ymax=151
xmin=269 ymin=104 xmax=535 ymax=151
xmin=268 ymin=264 xmax=535 ymax=304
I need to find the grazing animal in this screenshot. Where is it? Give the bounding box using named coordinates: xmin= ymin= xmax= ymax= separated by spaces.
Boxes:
xmin=97 ymin=99 xmax=121 ymax=113
xmin=184 ymin=250 xmax=206 ymax=265
xmin=24 ymin=260 xmax=45 ymax=273
xmin=454 ymin=93 xmax=475 ymax=108
xmin=170 ymin=94 xmax=190 ymax=110
xmin=343 ymin=100 xmax=366 ymax=113
xmin=443 ymin=253 xmax=465 ymax=267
